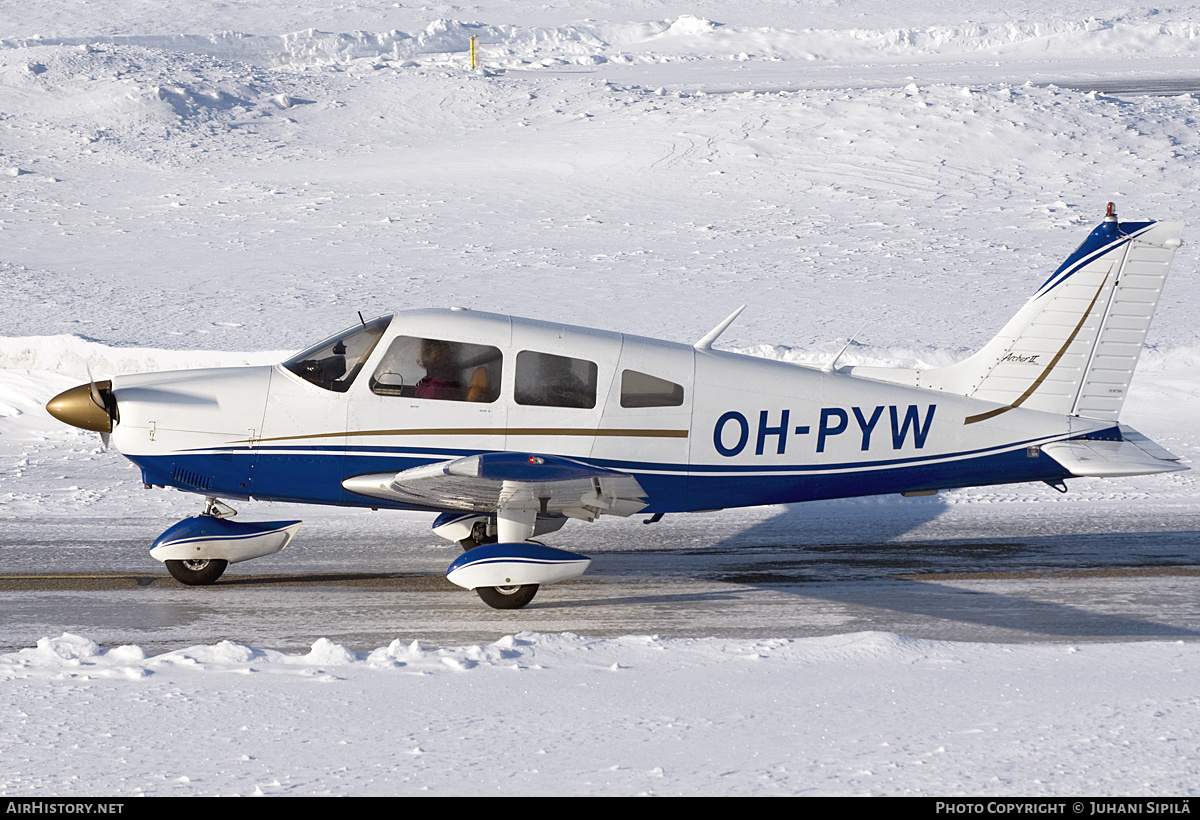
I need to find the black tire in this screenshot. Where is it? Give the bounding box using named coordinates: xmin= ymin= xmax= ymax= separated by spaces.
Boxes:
xmin=476 ymin=584 xmax=539 ymax=610
xmin=165 ymin=558 xmax=228 ymax=586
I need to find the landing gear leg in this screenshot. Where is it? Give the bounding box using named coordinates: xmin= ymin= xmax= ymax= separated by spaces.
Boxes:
xmin=468 ymin=505 xmax=541 ymax=608
xmin=201 ymin=497 xmax=237 ymax=518
xmin=458 ymin=518 xmax=498 ymax=551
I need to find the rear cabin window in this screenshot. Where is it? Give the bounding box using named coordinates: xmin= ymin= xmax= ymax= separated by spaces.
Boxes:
xmin=369 ymin=336 xmax=503 ymax=403
xmin=514 ymin=351 xmax=598 ymax=409
xmin=620 ymin=370 xmax=684 ymax=408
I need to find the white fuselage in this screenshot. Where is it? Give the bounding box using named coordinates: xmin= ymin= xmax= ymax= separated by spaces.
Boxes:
xmin=108 ymin=308 xmax=1098 ymax=513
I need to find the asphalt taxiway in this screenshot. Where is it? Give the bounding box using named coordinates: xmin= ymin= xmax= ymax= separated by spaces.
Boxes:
xmin=2 ymin=497 xmax=1197 ymax=653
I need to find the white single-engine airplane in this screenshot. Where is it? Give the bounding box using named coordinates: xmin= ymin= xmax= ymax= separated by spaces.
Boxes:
xmin=47 ymin=205 xmax=1187 ymax=608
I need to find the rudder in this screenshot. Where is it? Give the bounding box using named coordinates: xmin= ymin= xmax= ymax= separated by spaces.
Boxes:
xmin=923 ymin=206 xmax=1182 ymax=423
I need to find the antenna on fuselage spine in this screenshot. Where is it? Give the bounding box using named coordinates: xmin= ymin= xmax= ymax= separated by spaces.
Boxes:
xmin=821 ymin=320 xmax=870 ymax=374
xmin=694 ymin=305 xmax=746 ymax=351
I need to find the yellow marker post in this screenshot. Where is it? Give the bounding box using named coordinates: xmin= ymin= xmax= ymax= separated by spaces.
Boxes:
xmin=470 ymin=35 xmax=477 ymax=70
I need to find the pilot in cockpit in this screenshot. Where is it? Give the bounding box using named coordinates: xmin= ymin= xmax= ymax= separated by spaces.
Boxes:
xmin=295 ymin=339 xmax=348 ymax=389
xmin=284 ymin=314 xmax=391 ymax=393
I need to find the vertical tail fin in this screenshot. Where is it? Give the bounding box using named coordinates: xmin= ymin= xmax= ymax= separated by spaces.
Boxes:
xmin=924 ymin=207 xmax=1183 ymax=423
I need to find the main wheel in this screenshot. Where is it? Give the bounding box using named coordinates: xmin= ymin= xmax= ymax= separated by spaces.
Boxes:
xmin=476 ymin=584 xmax=539 ymax=610
xmin=165 ymin=558 xmax=228 ymax=586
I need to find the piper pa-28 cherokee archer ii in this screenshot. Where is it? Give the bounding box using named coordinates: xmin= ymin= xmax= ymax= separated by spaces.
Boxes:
xmin=47 ymin=204 xmax=1188 ymax=608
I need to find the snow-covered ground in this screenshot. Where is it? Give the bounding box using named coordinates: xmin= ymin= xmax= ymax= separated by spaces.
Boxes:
xmin=5 ymin=631 xmax=1200 ymax=796
xmin=2 ymin=0 xmax=1199 ymax=796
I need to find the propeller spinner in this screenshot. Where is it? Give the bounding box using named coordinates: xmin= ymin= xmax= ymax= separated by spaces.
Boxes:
xmin=46 ymin=378 xmax=118 ymax=433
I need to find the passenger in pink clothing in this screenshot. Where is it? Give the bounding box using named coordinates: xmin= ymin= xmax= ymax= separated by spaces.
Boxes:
xmin=414 ymin=339 xmax=464 ymax=400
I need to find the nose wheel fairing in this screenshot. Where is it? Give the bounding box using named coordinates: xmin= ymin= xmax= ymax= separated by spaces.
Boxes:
xmin=150 ymin=516 xmax=301 ymax=566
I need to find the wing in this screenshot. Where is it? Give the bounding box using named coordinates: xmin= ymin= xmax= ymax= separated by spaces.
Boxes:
xmin=342 ymin=452 xmax=648 ymax=522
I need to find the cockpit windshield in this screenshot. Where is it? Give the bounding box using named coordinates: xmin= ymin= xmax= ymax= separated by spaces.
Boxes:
xmin=283 ymin=314 xmax=392 ymax=392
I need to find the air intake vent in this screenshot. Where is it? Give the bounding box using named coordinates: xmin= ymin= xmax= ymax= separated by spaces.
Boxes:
xmin=172 ymin=466 xmax=212 ymax=491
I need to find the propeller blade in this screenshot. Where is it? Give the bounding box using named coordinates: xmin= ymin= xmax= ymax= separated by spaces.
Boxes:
xmin=85 ymin=363 xmax=106 ymax=412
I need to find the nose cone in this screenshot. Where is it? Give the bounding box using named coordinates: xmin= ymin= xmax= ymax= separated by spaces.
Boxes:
xmin=46 ymin=382 xmax=114 ymax=433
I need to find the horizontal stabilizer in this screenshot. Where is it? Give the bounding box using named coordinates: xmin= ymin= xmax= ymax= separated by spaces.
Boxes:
xmin=1042 ymin=426 xmax=1187 ymax=477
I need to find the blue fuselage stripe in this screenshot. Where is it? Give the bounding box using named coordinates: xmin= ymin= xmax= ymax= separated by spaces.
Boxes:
xmin=181 ymin=433 xmax=1064 ymax=475
xmin=129 ymin=434 xmax=1079 ymax=515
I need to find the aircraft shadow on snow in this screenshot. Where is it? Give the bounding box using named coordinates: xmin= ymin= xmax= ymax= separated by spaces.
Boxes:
xmin=655 ymin=498 xmax=1200 ymax=639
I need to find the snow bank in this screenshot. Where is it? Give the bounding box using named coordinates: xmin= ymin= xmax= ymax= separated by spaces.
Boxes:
xmin=0 ymin=335 xmax=284 ymax=380
xmin=6 ymin=331 xmax=1197 ymax=383
xmin=0 ymin=629 xmax=1069 ymax=678
xmin=740 ymin=341 xmax=1200 ymax=375
xmin=5 ymin=11 xmax=1200 ymax=69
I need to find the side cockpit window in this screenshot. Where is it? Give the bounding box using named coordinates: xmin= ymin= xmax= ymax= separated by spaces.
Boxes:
xmin=515 ymin=351 xmax=598 ymax=409
xmin=370 ymin=336 xmax=503 ymax=403
xmin=284 ymin=315 xmax=391 ymax=392
xmin=620 ymin=370 xmax=684 ymax=408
